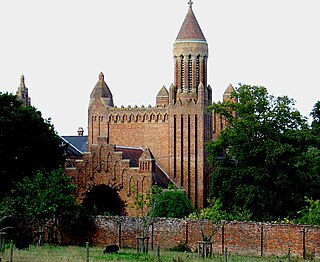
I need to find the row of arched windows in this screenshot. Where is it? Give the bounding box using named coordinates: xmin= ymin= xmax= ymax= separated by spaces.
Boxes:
xmin=180 ymin=54 xmax=202 ymax=92
xmin=139 ymin=161 xmax=151 ymax=171
xmin=109 ymin=113 xmax=168 ymax=123
xmin=128 ymin=176 xmax=147 ymax=196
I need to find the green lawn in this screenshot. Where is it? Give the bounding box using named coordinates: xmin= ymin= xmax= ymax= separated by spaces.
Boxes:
xmin=0 ymin=245 xmax=319 ymax=262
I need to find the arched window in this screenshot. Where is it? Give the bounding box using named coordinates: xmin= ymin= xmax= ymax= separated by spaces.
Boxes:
xmin=156 ymin=113 xmax=161 ymax=122
xmin=122 ymin=115 xmax=127 ymax=122
xmin=128 ymin=176 xmax=135 ymax=196
xmin=188 ymin=54 xmax=192 ymax=92
xmin=181 ymin=55 xmax=185 ymax=91
xmin=196 ymin=55 xmax=200 ymax=89
xmin=129 ymin=114 xmax=134 ymax=122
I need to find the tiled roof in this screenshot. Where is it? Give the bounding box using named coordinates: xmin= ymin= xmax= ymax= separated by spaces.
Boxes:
xmin=153 ymin=164 xmax=172 ymax=189
xmin=116 ymin=146 xmax=173 ymax=188
xmin=176 ymin=6 xmax=206 ymax=42
xmin=61 ymin=136 xmax=88 ymax=157
xmin=115 ymin=146 xmax=143 ymax=167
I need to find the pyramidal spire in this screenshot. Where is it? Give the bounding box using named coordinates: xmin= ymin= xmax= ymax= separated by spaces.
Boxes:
xmin=176 ymin=1 xmax=206 ymax=42
xmin=224 ymin=83 xmax=235 ymax=96
xmin=17 ymin=74 xmax=31 ymax=106
xmin=20 ymin=74 xmax=26 ymax=88
xmin=223 ymin=83 xmax=237 ymax=102
xmin=90 ymin=72 xmax=114 ymax=107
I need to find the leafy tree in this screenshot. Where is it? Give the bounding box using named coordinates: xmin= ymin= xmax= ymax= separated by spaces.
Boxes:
xmin=311 ymin=101 xmax=320 ymax=133
xmin=0 ymin=168 xmax=90 ymax=245
xmin=296 ymin=197 xmax=320 ymax=226
xmin=207 ymin=84 xmax=320 ymax=221
xmin=149 ymin=189 xmax=194 ymax=218
xmin=0 ymin=93 xmax=65 ymax=198
xmin=189 ymin=198 xmax=234 ymax=222
xmin=14 ymin=168 xmax=78 ymax=233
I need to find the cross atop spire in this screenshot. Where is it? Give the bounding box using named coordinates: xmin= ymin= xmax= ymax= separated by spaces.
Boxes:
xmin=188 ymin=0 xmax=193 ymax=8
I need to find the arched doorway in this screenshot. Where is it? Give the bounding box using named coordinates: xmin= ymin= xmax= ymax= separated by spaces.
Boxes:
xmin=82 ymin=184 xmax=125 ymax=215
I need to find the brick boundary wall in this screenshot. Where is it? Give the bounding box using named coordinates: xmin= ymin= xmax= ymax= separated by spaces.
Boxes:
xmin=90 ymin=216 xmax=320 ymax=258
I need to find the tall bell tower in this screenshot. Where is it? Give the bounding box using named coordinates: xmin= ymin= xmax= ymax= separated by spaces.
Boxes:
xmin=173 ymin=0 xmax=208 ymax=96
xmin=168 ymin=1 xmax=212 ymax=209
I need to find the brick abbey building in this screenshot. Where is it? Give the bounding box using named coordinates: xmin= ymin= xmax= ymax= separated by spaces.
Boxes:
xmin=60 ymin=2 xmax=235 ymax=216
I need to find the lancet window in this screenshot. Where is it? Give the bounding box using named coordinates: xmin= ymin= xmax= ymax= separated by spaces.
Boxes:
xmin=188 ymin=54 xmax=192 ymax=92
xmin=181 ymin=55 xmax=185 ymax=91
xmin=196 ymin=55 xmax=200 ymax=89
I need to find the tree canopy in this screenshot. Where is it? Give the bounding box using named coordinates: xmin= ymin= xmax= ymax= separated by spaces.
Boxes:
xmin=0 ymin=92 xmax=65 ymax=198
xmin=149 ymin=189 xmax=194 ymax=218
xmin=311 ymin=101 xmax=320 ymax=134
xmin=0 ymin=168 xmax=89 ymax=245
xmin=207 ymin=84 xmax=320 ymax=221
xmin=14 ymin=168 xmax=78 ymax=231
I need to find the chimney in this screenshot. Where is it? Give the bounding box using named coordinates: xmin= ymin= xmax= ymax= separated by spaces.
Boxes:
xmin=77 ymin=127 xmax=84 ymax=136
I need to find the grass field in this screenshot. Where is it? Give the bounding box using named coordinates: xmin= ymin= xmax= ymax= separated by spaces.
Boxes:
xmin=0 ymin=245 xmax=319 ymax=262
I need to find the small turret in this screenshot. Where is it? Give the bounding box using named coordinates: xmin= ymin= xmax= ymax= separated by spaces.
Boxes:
xmin=16 ymin=74 xmax=31 ymax=106
xmin=207 ymin=85 xmax=212 ymax=105
xmin=77 ymin=127 xmax=84 ymax=136
xmin=156 ymin=85 xmax=169 ymax=107
xmin=169 ymin=84 xmax=176 ymax=105
xmin=197 ymin=82 xmax=205 ymax=104
xmin=223 ymin=83 xmax=236 ymax=102
xmin=90 ymin=72 xmax=114 ymax=107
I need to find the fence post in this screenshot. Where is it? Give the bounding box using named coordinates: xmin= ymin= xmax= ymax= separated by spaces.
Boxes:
xmin=9 ymin=240 xmax=13 ymax=262
xmin=288 ymin=248 xmax=291 ymax=262
xmin=260 ymin=224 xmax=264 ymax=257
xmin=225 ymin=247 xmax=228 ymax=262
xmin=302 ymin=227 xmax=306 ymax=260
xmin=221 ymin=224 xmax=225 ymax=255
xmin=151 ymin=223 xmax=154 ymax=251
xmin=118 ymin=222 xmax=122 ymax=248
xmin=185 ymin=220 xmax=189 ymax=249
xmin=85 ymin=242 xmax=89 ymax=262
xmin=157 ymin=246 xmax=160 ymax=262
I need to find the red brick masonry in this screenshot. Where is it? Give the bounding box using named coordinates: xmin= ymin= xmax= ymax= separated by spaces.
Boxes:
xmin=92 ymin=216 xmax=320 ymax=258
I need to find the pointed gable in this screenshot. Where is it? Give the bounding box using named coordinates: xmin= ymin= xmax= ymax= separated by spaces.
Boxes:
xmin=139 ymin=147 xmax=155 ymax=161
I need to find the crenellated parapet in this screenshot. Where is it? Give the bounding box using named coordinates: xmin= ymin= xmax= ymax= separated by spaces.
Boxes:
xmin=108 ymin=104 xmax=167 ymax=110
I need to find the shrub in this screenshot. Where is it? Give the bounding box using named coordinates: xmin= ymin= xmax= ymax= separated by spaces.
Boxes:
xmin=149 ymin=189 xmax=194 ymax=218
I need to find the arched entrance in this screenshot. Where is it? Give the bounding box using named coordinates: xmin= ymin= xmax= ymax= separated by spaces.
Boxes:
xmin=82 ymin=184 xmax=125 ymax=215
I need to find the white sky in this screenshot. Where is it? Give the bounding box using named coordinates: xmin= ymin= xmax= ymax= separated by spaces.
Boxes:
xmin=1 ymin=0 xmax=319 ymax=135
